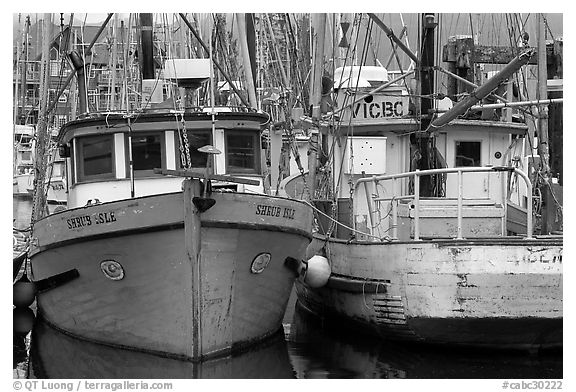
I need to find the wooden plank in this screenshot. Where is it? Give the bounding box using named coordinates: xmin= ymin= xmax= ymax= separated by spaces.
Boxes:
xmin=472 ymin=45 xmax=538 ymax=65
xmin=183 ymin=179 xmax=202 ymax=358
xmin=443 ymin=39 xmax=537 ymax=65
xmin=154 ymin=168 xmax=261 ymax=186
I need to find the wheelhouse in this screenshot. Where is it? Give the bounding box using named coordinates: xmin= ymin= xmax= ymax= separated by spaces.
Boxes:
xmin=58 ymin=109 xmax=268 ymax=209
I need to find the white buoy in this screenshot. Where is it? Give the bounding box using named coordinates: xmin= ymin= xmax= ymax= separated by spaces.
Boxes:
xmin=301 ymin=255 xmax=331 ymax=288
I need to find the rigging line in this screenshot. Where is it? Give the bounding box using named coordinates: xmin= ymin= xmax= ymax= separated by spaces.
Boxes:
xmin=81 ymin=16 xmax=92 ymax=114
xmin=388 ymin=27 xmax=410 ymax=92
xmin=320 ymin=18 xmax=360 ymax=203
xmin=449 ymin=13 xmax=456 ymax=39
xmin=326 ymin=15 xmax=370 ymax=186
xmin=521 ymin=13 xmax=531 ymax=33
xmin=285 ymin=13 xmax=303 ymax=107
xmin=344 ymin=14 xmax=374 ymax=212
xmin=212 ymin=14 xmax=235 ymax=95
xmin=303 ymin=200 xmax=392 ymax=242
xmin=52 ymin=15 xmax=75 ymax=108
xmin=542 ymin=15 xmax=555 ymax=41
xmin=323 ymin=18 xmax=356 ymax=169
xmin=436 ymin=14 xmax=442 ymax=94
xmin=264 ymin=14 xmax=286 ymax=90
xmin=322 ymin=14 xmax=364 ymax=159
xmin=121 ymin=14 xmax=129 ymax=112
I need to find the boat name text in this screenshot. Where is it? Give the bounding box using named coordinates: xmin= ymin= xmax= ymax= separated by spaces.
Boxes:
xmin=66 ymin=212 xmax=117 ymax=229
xmin=353 ymin=100 xmax=404 ymax=119
xmin=255 ymin=204 xmax=295 ymax=220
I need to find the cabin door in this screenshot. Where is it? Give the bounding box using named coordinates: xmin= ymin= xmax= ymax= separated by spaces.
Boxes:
xmin=445 ymin=137 xmax=490 ymax=199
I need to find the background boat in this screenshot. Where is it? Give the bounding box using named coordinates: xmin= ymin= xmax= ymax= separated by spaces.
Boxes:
xmin=281 ymin=13 xmax=562 ymax=351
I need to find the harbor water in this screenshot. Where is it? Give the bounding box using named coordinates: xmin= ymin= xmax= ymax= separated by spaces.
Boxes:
xmin=13 ymin=299 xmax=562 ymax=379
xmin=13 ymin=200 xmax=562 ymax=380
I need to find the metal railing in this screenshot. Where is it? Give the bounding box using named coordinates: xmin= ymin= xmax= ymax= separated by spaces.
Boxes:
xmin=355 ymin=166 xmax=533 ymax=240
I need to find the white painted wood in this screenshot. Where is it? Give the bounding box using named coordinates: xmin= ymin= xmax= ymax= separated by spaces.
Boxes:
xmin=165 ymin=131 xmax=176 ymax=170
xmin=213 ymin=128 xmax=225 ymax=175
xmin=114 ymin=133 xmax=126 ymax=179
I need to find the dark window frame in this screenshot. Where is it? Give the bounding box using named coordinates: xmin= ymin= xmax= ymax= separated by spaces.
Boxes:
xmin=76 ymin=134 xmax=115 ymax=182
xmin=455 ymin=140 xmax=482 ymax=167
xmin=125 ymin=131 xmax=166 ymax=178
xmin=225 ymin=130 xmax=261 ymax=174
xmin=174 ymin=129 xmax=213 ymax=170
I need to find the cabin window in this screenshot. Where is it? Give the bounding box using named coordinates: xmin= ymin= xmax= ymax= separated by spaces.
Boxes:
xmin=455 ymin=141 xmax=481 ymax=167
xmin=176 ymin=130 xmax=212 ymax=169
xmin=77 ymin=135 xmax=115 ymax=182
xmin=225 ymin=131 xmax=260 ymax=174
xmin=127 ymin=132 xmax=165 ymax=176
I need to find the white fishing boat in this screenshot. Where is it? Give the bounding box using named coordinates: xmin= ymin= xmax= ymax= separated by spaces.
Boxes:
xmin=282 ymin=13 xmax=562 ymax=351
xmin=13 ymin=124 xmax=35 ymax=197
xmin=28 ymin=14 xmax=313 ymax=361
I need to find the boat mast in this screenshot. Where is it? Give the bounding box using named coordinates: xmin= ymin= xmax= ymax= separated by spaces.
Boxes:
xmin=13 ymin=16 xmax=22 ymax=128
xmin=48 ymin=14 xmax=114 ymax=115
xmin=110 ymin=14 xmax=119 ymax=110
xmin=536 ymin=13 xmax=553 ymax=234
xmin=18 ymin=16 xmax=31 ymax=125
xmin=415 ymin=13 xmax=437 ymax=197
xmin=179 ymin=13 xmax=251 ymax=108
xmin=236 ymin=13 xmax=258 ymax=108
xmin=31 ymin=13 xmax=53 ymax=223
xmin=308 ymin=13 xmax=327 ymax=201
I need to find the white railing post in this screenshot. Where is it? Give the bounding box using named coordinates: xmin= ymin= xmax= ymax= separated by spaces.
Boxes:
xmin=502 ymin=172 xmax=508 ymax=236
xmin=392 ymin=178 xmax=398 ymax=240
xmin=457 ymin=169 xmax=463 ymax=239
xmin=512 ymin=168 xmax=533 ymax=239
xmin=414 ymin=170 xmax=420 ymax=241
xmin=363 ymin=178 xmax=375 ymax=237
xmin=354 ymin=166 xmax=534 ymax=241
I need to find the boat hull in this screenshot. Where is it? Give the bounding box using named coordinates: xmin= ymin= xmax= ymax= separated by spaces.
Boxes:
xmin=29 ymin=191 xmax=312 ymax=360
xmin=296 ymin=235 xmax=563 ymax=350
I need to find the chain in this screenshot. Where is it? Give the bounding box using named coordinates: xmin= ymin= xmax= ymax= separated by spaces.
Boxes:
xmin=280 ymin=101 xmax=311 ymax=199
xmin=176 ymin=112 xmax=192 ymax=170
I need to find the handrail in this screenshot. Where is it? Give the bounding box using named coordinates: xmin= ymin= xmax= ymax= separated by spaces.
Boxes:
xmin=355 ymin=166 xmax=533 ymax=240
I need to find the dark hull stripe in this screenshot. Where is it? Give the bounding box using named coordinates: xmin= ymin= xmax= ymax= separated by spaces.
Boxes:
xmin=32 ymin=221 xmax=311 ymax=255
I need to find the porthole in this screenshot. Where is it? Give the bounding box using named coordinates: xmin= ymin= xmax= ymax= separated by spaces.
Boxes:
xmin=250 ymin=253 xmax=271 ymax=274
xmin=100 ymin=260 xmax=125 ymax=281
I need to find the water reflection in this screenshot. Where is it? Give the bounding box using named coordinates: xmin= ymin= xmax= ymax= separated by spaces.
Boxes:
xmin=29 ymin=320 xmax=295 ymax=379
xmin=17 ymin=301 xmax=561 ymax=379
xmin=287 ymin=302 xmax=563 ymax=379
